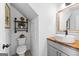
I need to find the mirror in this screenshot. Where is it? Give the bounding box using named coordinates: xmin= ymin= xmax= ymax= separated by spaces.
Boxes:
xmin=56 ymin=3 xmax=79 ymax=33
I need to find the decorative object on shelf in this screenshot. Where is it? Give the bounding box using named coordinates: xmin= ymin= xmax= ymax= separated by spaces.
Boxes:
xmin=5 ymin=3 xmax=11 ymax=29
xmin=14 ymin=17 xmax=28 ymax=33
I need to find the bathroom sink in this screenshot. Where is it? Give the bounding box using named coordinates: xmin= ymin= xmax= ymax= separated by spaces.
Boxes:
xmin=55 ymin=34 xmax=77 ymax=43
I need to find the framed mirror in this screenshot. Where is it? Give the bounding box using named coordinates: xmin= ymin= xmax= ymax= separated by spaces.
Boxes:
xmin=56 ymin=3 xmax=79 ymax=33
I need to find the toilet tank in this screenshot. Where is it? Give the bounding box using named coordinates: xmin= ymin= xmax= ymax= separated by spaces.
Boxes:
xmin=17 ymin=38 xmax=26 ymax=46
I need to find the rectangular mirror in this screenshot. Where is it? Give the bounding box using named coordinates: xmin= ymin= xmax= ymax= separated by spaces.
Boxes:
xmin=56 ymin=3 xmax=79 ymax=33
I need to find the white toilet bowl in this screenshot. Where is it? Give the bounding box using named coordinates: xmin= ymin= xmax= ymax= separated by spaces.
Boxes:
xmin=16 ymin=45 xmax=27 ymax=56
xmin=16 ymin=34 xmax=28 ymax=56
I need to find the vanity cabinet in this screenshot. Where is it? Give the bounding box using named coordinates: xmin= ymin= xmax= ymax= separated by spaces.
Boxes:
xmin=48 ymin=44 xmax=58 ymax=56
xmin=47 ymin=40 xmax=79 ymax=56
xmin=48 ymin=41 xmax=68 ymax=56
xmin=48 ymin=44 xmax=67 ymax=56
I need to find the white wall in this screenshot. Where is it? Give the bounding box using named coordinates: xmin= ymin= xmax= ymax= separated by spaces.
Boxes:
xmin=30 ymin=17 xmax=39 ymax=56
xmin=0 ymin=3 xmax=11 ymax=54
xmin=29 ymin=3 xmax=62 ymax=56
xmin=8 ymin=4 xmax=31 ymax=55
xmin=0 ymin=3 xmax=7 ymax=53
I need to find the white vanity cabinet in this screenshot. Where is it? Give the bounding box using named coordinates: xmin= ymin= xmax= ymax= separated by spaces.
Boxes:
xmin=47 ymin=40 xmax=79 ymax=56
xmin=48 ymin=44 xmax=67 ymax=56
xmin=48 ymin=44 xmax=58 ymax=56
xmin=48 ymin=41 xmax=68 ymax=56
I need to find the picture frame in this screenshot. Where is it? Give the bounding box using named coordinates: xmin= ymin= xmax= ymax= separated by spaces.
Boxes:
xmin=5 ymin=3 xmax=11 ymax=29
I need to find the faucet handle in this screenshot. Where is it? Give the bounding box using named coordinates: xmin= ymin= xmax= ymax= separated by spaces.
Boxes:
xmin=64 ymin=30 xmax=68 ymax=35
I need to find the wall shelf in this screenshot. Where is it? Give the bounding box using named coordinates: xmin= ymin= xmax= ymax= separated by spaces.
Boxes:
xmin=14 ymin=17 xmax=28 ymax=33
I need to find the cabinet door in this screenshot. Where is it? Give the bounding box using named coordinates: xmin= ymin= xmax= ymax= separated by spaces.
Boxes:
xmin=61 ymin=53 xmax=68 ymax=56
xmin=58 ymin=51 xmax=68 ymax=56
xmin=48 ymin=40 xmax=79 ymax=56
xmin=48 ymin=44 xmax=57 ymax=56
xmin=48 ymin=44 xmax=68 ymax=56
xmin=48 ymin=40 xmax=68 ymax=56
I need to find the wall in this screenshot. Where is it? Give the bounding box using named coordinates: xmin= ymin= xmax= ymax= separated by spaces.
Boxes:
xmin=30 ymin=17 xmax=39 ymax=56
xmin=0 ymin=3 xmax=7 ymax=53
xmin=0 ymin=3 xmax=11 ymax=55
xmin=8 ymin=4 xmax=31 ymax=55
xmin=29 ymin=3 xmax=62 ymax=56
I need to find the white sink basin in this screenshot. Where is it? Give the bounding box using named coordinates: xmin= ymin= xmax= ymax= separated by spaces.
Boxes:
xmin=55 ymin=34 xmax=76 ymax=43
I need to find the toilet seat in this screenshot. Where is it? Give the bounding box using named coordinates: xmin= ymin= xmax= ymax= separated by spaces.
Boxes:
xmin=16 ymin=45 xmax=27 ymax=54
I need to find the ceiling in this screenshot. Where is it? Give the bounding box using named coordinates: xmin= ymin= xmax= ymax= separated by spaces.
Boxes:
xmin=10 ymin=3 xmax=38 ymax=20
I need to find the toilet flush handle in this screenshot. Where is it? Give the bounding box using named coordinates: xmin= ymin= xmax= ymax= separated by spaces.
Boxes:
xmin=2 ymin=44 xmax=11 ymax=49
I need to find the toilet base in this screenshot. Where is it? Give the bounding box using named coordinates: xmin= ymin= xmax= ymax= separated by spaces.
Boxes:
xmin=16 ymin=53 xmax=25 ymax=56
xmin=19 ymin=53 xmax=25 ymax=56
xmin=16 ymin=50 xmax=32 ymax=56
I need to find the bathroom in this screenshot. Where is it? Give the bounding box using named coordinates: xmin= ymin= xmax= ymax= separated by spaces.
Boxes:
xmin=0 ymin=3 xmax=79 ymax=56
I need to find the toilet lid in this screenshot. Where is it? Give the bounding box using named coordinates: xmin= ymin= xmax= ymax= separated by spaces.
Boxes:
xmin=16 ymin=45 xmax=27 ymax=54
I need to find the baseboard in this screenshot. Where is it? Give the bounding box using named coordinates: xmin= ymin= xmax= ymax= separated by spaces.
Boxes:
xmin=0 ymin=53 xmax=8 ymax=56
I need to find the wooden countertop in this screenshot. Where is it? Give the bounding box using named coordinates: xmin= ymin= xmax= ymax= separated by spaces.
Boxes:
xmin=47 ymin=35 xmax=79 ymax=51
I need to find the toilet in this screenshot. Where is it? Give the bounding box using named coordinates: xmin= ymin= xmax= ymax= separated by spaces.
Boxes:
xmin=16 ymin=34 xmax=27 ymax=56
